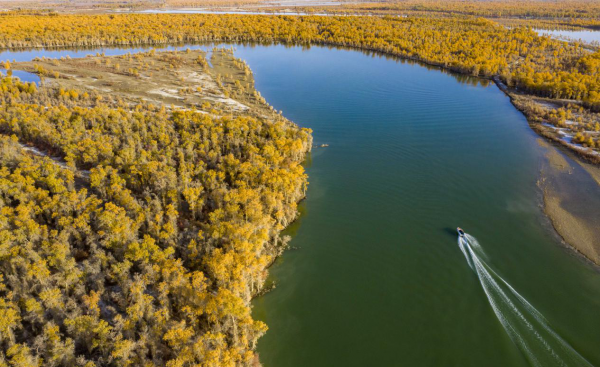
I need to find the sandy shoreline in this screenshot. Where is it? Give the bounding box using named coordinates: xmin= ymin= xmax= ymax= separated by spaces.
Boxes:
xmin=493 ymin=78 xmax=600 ymax=266
xmin=537 ymin=139 xmax=600 ymax=265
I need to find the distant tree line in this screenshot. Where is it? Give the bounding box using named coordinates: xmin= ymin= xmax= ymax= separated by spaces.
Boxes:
xmin=0 ymin=14 xmax=599 ymax=109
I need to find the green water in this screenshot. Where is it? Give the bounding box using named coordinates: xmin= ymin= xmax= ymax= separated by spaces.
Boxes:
xmin=3 ymin=43 xmax=600 ymax=367
xmin=230 ymin=45 xmax=600 ymax=367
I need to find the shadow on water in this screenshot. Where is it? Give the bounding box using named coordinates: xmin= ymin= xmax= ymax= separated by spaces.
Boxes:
xmin=442 ymin=227 xmax=458 ymax=238
xmin=302 ymin=151 xmax=313 ymax=169
xmin=282 ymin=200 xmax=308 ymax=240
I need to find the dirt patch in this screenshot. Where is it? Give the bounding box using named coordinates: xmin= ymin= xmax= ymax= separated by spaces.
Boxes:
xmin=13 ymin=47 xmax=280 ymax=120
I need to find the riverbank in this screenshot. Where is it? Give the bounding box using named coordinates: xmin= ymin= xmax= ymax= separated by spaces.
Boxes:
xmin=493 ymin=77 xmax=600 ymax=265
xmin=538 ymin=139 xmax=600 ymax=265
xmin=237 ymin=43 xmax=600 ymax=367
xmin=10 ymin=37 xmax=600 ymax=271
xmin=505 ymin=91 xmax=600 ymax=165
xmin=11 ymin=45 xmax=313 ymax=284
xmin=4 ymin=39 xmax=600 ymax=366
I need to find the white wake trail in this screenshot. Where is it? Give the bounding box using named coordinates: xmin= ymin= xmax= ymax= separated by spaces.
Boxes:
xmin=458 ymin=234 xmax=593 ymax=367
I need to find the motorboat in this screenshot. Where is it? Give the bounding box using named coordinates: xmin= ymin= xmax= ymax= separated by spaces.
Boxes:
xmin=457 ymin=227 xmax=465 ymax=237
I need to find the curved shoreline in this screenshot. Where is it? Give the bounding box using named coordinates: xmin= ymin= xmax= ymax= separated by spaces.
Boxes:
xmin=491 ymin=77 xmax=600 ymax=266
xmin=1 ymin=47 xmax=313 ymax=365
xmin=539 ymin=141 xmax=600 ymax=265
xmin=1 ymin=14 xmax=597 ymax=163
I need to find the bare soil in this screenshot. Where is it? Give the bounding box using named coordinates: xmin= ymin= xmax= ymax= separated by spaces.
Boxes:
xmin=13 ymin=47 xmax=281 ymax=120
xmin=537 ymin=138 xmax=600 ymax=264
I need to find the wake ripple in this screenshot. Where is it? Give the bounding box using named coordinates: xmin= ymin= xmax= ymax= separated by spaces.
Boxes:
xmin=458 ymin=234 xmax=593 ymax=367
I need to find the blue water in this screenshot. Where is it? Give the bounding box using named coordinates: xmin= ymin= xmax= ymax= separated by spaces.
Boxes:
xmin=0 ymin=69 xmax=40 ymax=84
xmin=233 ymin=45 xmax=600 ymax=367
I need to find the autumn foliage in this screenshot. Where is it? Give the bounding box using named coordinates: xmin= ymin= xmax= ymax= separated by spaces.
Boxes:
xmin=0 ymin=67 xmax=311 ymax=366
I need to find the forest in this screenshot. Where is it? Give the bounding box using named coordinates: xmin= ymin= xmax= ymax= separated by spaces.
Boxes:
xmin=0 ymin=50 xmax=312 ymax=366
xmin=310 ymin=0 xmax=600 ymax=29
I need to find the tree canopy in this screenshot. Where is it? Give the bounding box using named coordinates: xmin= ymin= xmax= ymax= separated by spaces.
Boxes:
xmin=0 ymin=51 xmax=311 ymax=366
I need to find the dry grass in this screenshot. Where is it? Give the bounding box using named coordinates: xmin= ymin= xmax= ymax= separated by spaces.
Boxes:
xmin=15 ymin=48 xmax=281 ymax=119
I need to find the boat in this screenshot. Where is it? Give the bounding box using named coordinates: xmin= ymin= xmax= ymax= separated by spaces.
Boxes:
xmin=457 ymin=227 xmax=465 ymax=237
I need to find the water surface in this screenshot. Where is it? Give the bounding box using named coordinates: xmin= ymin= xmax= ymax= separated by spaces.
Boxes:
xmin=0 ymin=69 xmax=39 ymax=84
xmin=232 ymin=45 xmax=600 ymax=367
xmin=536 ymin=29 xmax=600 ymax=45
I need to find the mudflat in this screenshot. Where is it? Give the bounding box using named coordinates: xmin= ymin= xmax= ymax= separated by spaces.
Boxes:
xmin=539 ymin=138 xmax=600 ymax=264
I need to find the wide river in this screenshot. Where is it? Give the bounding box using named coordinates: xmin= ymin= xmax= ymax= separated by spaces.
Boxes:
xmin=2 ymin=44 xmax=600 ymax=367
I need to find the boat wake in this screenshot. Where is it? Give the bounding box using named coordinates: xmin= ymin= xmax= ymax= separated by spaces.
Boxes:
xmin=458 ymin=233 xmax=593 ymax=367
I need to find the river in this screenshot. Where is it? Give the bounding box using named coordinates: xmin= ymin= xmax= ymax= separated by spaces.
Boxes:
xmin=2 ymin=43 xmax=600 ymax=367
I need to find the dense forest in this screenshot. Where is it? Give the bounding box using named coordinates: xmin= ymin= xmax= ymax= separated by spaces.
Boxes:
xmin=0 ymin=14 xmax=599 ymax=109
xmin=0 ymin=54 xmax=312 ymax=366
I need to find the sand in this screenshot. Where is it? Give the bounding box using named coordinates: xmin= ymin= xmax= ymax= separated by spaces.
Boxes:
xmin=539 ymin=139 xmax=600 ymax=265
